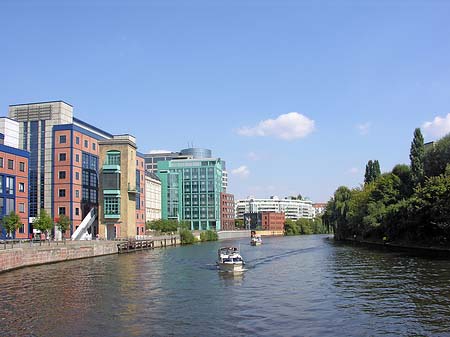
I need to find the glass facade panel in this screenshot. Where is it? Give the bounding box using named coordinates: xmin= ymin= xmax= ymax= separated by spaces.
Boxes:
xmin=6 ymin=177 xmax=14 ymax=195
xmin=104 ymin=196 xmax=120 ymax=216
xmin=106 ymin=151 xmax=120 ymax=165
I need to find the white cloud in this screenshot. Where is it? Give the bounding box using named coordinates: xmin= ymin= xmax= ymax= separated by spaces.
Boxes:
xmin=231 ymin=165 xmax=250 ymax=178
xmin=422 ymin=113 xmax=450 ymax=139
xmin=237 ymin=112 xmax=315 ymax=140
xmin=348 ymin=167 xmax=359 ymax=175
xmin=356 ymin=122 xmax=371 ymax=135
xmin=248 ymin=151 xmax=261 ymax=161
xmin=149 ymin=149 xmax=172 ymax=154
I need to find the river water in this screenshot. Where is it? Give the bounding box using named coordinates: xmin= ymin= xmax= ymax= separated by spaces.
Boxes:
xmin=1 ymin=235 xmax=450 ymax=336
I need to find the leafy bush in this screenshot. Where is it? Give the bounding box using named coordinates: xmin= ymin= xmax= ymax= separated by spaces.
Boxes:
xmin=199 ymin=230 xmax=218 ymax=242
xmin=180 ymin=229 xmax=196 ymax=245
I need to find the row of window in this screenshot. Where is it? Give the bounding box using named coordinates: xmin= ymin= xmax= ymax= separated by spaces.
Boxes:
xmin=60 ymin=135 xmax=97 ymax=151
xmin=57 ymin=206 xmax=80 ymax=216
xmin=0 ymin=176 xmax=25 ymax=195
xmin=0 ymin=158 xmax=26 ymax=172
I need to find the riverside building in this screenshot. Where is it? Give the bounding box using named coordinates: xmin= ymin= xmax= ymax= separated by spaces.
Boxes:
xmin=0 ymin=118 xmax=29 ymax=239
xmin=98 ymin=135 xmax=146 ymax=239
xmin=235 ymin=196 xmax=314 ymax=221
xmin=7 ymin=101 xmax=147 ymax=240
xmin=157 ymin=158 xmax=224 ymax=230
xmin=145 ymin=172 xmax=162 ymax=222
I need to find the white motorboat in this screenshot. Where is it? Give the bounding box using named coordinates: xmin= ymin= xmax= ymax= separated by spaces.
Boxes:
xmin=250 ymin=234 xmax=262 ymax=246
xmin=217 ymin=247 xmax=245 ymax=272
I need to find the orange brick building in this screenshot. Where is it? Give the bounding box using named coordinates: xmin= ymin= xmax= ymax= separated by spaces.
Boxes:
xmin=260 ymin=211 xmax=285 ymax=231
xmin=0 ymin=140 xmax=29 ymax=239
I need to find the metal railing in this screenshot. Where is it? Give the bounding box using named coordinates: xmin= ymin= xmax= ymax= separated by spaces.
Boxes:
xmin=0 ymin=239 xmax=68 ymax=250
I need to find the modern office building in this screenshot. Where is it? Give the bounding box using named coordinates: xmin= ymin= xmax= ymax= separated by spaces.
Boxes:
xmin=157 ymin=158 xmax=224 ymax=230
xmin=236 ymin=196 xmax=314 ymax=220
xmin=145 ymin=172 xmax=161 ymax=222
xmin=146 ymin=147 xmax=229 ymax=192
xmin=8 ymin=101 xmax=114 ymax=239
xmin=220 ymin=192 xmax=235 ymax=230
xmin=0 ymin=118 xmax=29 ymax=239
xmin=98 ymin=135 xmax=146 ymax=239
xmin=8 ymin=101 xmax=149 ymax=240
xmin=144 ymin=151 xmax=191 ymax=173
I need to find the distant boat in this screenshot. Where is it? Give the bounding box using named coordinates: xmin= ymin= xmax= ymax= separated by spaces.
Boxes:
xmin=250 ymin=234 xmax=262 ymax=246
xmin=217 ymin=247 xmax=245 ymax=272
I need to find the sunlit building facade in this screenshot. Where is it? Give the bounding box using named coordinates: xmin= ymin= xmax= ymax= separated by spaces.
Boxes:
xmin=236 ymin=196 xmax=314 ymax=220
xmin=157 ymin=158 xmax=224 ymax=230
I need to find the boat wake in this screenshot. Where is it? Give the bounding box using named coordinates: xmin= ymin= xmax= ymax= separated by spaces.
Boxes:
xmin=246 ymin=246 xmax=319 ymax=269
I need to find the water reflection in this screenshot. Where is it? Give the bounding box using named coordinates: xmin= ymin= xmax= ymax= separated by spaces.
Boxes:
xmin=328 ymin=242 xmax=450 ymax=336
xmin=1 ymin=236 xmax=450 ymax=337
xmin=218 ymin=270 xmax=245 ymax=285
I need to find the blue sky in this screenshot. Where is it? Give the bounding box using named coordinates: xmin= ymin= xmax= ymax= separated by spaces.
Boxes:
xmin=2 ymin=0 xmax=450 ymax=202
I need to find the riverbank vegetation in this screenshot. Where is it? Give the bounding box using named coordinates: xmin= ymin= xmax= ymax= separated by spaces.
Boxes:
xmin=200 ymin=230 xmax=218 ymax=242
xmin=323 ymin=128 xmax=450 ymax=246
xmin=284 ymin=218 xmax=330 ymax=236
xmin=146 ymin=219 xmax=189 ymax=234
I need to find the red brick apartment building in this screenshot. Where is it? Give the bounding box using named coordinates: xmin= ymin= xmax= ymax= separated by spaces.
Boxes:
xmin=220 ymin=192 xmax=235 ymax=230
xmin=0 ymin=133 xmax=29 ymax=239
xmin=260 ymin=211 xmax=285 ymax=231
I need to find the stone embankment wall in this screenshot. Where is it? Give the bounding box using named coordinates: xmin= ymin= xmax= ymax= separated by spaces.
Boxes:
xmin=218 ymin=230 xmax=284 ymax=240
xmin=0 ymin=241 xmax=118 ymax=273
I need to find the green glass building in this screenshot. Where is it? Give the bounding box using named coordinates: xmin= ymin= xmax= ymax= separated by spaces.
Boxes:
xmin=157 ymin=158 xmax=223 ymax=230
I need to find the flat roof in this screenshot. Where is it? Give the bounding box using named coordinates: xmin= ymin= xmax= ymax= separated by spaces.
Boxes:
xmin=9 ymin=100 xmax=73 ymax=107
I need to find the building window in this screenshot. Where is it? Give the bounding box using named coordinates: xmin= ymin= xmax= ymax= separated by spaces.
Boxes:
xmin=75 ymin=190 xmax=79 ymax=198
xmin=59 ymin=189 xmax=66 ymax=197
xmin=106 ymin=151 xmax=120 ymax=165
xmin=75 ymin=208 xmax=79 ymax=216
xmin=59 ymin=207 xmax=66 ymax=215
xmin=59 ymin=153 xmax=66 ymax=161
xmin=60 ymin=135 xmax=66 ymax=144
xmin=6 ymin=177 xmax=14 ymax=194
xmin=8 ymin=159 xmax=14 ymax=170
xmin=76 ymin=154 xmax=80 ymax=163
xmin=59 ymin=171 xmax=66 ymax=179
xmin=104 ymin=196 xmax=120 ymax=216
xmin=19 ymin=162 xmax=25 ymax=172
xmin=0 ymin=158 xmax=3 ymax=168
xmin=18 ymin=223 xmax=25 ymax=233
xmin=75 ymin=172 xmax=79 ymax=180
xmin=92 ymin=143 xmax=96 ymax=150
xmin=19 ymin=203 xmax=25 ymax=213
xmin=84 ymin=140 xmax=88 ymax=148
xmin=19 ymin=182 xmax=25 ymax=192
xmin=76 ymin=136 xmax=80 ymax=145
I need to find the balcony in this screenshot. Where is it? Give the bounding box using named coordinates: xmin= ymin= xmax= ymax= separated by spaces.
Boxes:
xmin=128 ymin=183 xmax=137 ymax=194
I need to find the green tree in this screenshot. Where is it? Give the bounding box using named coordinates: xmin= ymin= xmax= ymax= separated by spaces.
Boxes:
xmin=2 ymin=211 xmax=21 ymax=238
xmin=365 ymin=160 xmax=381 ymax=184
xmin=284 ymin=219 xmax=299 ymax=236
xmin=180 ymin=229 xmax=196 ymax=244
xmin=409 ymin=174 xmax=450 ymax=241
xmin=56 ymin=214 xmax=70 ymax=239
xmin=33 ymin=209 xmax=54 ymax=239
xmin=424 ymin=134 xmax=450 ymax=177
xmin=146 ymin=219 xmax=182 ymax=233
xmin=373 ymin=160 xmax=381 ymax=180
xmin=364 ymin=160 xmax=374 ymax=184
xmin=392 ymin=164 xmax=413 ymax=198
xmin=234 ymin=219 xmax=245 ymax=229
xmin=297 ymin=218 xmax=313 ymax=235
xmin=410 ymin=128 xmax=425 ymax=185
xmin=200 ymin=230 xmax=218 ymax=242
